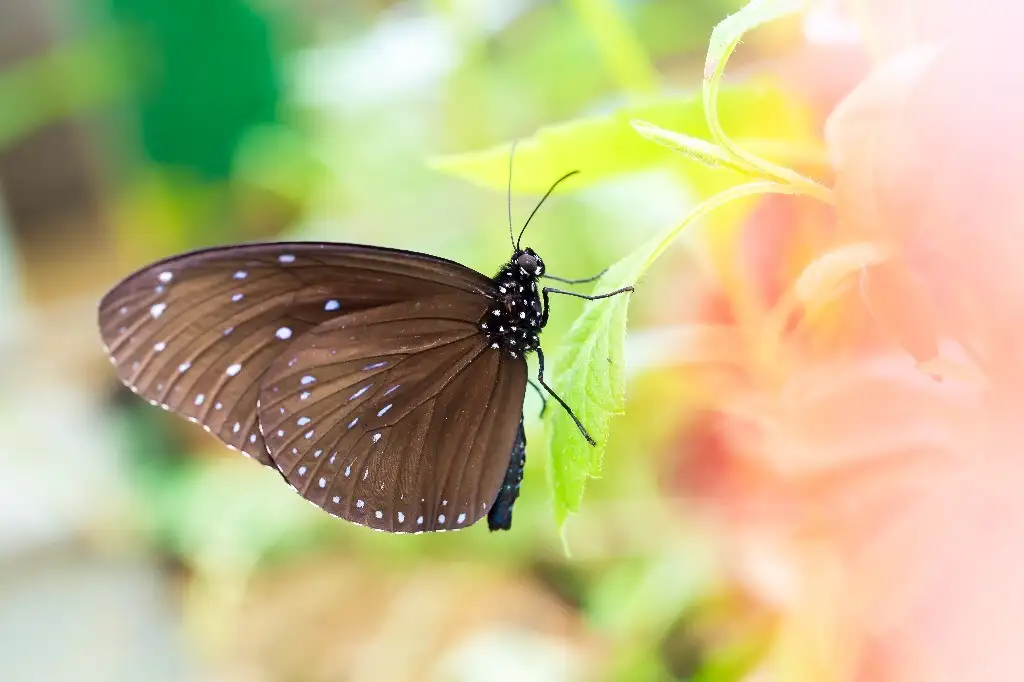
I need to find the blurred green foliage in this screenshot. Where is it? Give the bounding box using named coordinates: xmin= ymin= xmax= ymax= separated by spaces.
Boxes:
xmin=107 ymin=0 xmax=283 ymax=178
xmin=0 ymin=32 xmax=134 ymax=152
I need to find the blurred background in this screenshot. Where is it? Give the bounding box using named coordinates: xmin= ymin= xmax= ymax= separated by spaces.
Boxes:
xmin=0 ymin=1 xmax=829 ymax=680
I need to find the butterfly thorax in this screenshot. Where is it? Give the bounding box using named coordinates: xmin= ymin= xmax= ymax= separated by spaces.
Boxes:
xmin=480 ymin=248 xmax=545 ymax=360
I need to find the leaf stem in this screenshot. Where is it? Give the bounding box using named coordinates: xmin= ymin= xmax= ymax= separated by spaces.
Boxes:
xmin=640 ymin=180 xmax=820 ymax=271
xmin=701 ymin=0 xmax=834 ymax=203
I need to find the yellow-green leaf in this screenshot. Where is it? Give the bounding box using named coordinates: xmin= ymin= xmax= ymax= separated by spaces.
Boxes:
xmin=430 ymin=83 xmax=810 ymax=193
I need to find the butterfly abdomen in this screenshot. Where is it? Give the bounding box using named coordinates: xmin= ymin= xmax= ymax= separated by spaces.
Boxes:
xmin=487 ymin=418 xmax=527 ymax=531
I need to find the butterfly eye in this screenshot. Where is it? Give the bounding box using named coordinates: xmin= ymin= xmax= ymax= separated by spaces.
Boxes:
xmin=516 ymin=251 xmax=542 ymax=275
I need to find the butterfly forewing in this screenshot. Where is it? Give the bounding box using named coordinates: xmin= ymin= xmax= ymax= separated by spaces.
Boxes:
xmin=98 ymin=243 xmax=494 ymax=465
xmin=256 ymin=294 xmax=527 ymax=532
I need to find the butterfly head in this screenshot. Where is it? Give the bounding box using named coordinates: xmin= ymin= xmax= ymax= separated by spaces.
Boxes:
xmin=514 ymin=248 xmax=545 ymax=277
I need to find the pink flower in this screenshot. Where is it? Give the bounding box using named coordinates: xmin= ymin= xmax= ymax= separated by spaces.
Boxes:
xmin=669 ymin=2 xmax=1024 ymax=679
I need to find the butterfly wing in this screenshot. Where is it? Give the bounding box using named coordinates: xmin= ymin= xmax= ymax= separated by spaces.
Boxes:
xmin=97 ymin=243 xmax=493 ymax=464
xmin=256 ymin=293 xmax=527 ymax=532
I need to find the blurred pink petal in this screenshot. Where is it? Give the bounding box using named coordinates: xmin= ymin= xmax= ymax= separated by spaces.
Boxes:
xmin=858 ymin=260 xmax=938 ymax=364
xmin=827 ymin=31 xmax=1024 ymax=360
xmin=845 ymin=0 xmax=1024 ymax=59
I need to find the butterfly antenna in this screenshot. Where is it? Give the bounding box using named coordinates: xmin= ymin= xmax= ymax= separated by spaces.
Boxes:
xmin=516 ymin=170 xmax=580 ymax=250
xmin=507 ymin=140 xmax=518 ymax=251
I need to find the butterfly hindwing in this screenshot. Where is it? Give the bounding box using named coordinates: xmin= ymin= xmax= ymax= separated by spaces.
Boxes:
xmin=256 ymin=294 xmax=528 ymax=532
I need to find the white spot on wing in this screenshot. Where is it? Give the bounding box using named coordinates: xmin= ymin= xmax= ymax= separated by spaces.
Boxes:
xmin=234 ymin=271 xmax=247 ymax=279
xmin=377 ymin=404 xmax=392 ymax=417
xmin=178 ymin=362 xmax=191 ymax=373
xmin=279 ymin=254 xmax=296 ymax=263
xmin=439 ymin=514 xmax=446 ymax=523
xmin=298 ymin=466 xmax=307 ymax=476
xmin=158 ymin=271 xmax=173 ymax=283
xmin=231 ymin=293 xmax=244 ymax=302
xmin=297 ymin=417 xmax=311 ymax=426
xmin=457 ymin=513 xmax=466 ymax=524
xmin=300 ymin=391 xmax=311 ymax=400
xmin=356 ymin=499 xmax=365 ymax=509
xmin=153 ymin=342 xmax=166 ymax=352
xmin=398 ymin=512 xmax=405 ymax=523
xmin=372 ymin=433 xmax=382 ymax=443
xmin=194 ymin=394 xmax=205 ymax=406
xmin=349 ymin=385 xmax=371 ymax=400
xmin=318 ymin=477 xmax=326 ymax=488
xmin=325 ymin=300 xmax=340 ymax=311
xmin=383 ymin=385 xmax=400 ymax=396
xmin=275 ymin=327 xmax=292 ymax=340
xmin=347 ymin=417 xmax=358 ymax=429
xmin=332 ymin=496 xmax=340 ymax=504
xmin=301 ymin=375 xmax=316 ymax=385
xmin=363 ymin=361 xmax=388 ymax=370
xmin=375 ymin=510 xmax=383 ymax=519
xmin=226 ymin=363 xmax=242 ymax=376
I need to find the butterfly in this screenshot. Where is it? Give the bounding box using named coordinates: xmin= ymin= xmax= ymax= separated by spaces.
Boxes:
xmin=97 ymin=167 xmax=632 ymax=533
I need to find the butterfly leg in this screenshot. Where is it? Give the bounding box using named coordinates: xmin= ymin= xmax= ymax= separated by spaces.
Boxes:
xmin=527 ymin=378 xmax=548 ymax=417
xmin=540 ymin=285 xmax=634 ymax=327
xmin=535 ymin=347 xmax=596 ymax=445
xmin=543 ymin=267 xmax=607 ymax=285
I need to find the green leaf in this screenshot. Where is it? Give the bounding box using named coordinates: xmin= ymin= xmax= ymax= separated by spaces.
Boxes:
xmin=546 ymin=180 xmax=820 ymax=530
xmin=430 ymin=84 xmax=811 ymax=193
xmin=630 ymin=119 xmax=753 ymax=174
